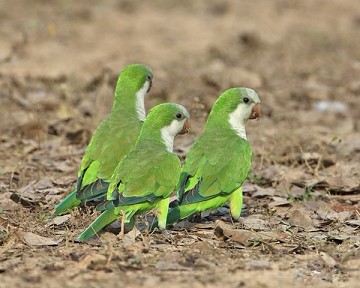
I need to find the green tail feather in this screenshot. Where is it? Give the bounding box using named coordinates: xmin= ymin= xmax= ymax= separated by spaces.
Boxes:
xmin=54 ymin=191 xmax=81 ymax=216
xmin=77 ymin=209 xmax=117 ymax=242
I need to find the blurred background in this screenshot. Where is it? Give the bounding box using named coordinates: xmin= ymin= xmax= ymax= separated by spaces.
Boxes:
xmin=1 ymin=0 xmax=358 ymax=189
xmin=0 ymin=1 xmax=359 ymax=287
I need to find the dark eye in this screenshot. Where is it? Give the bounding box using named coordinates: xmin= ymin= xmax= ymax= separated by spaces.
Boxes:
xmin=243 ymin=97 xmax=249 ymax=103
xmin=176 ymin=113 xmax=182 ymax=119
xmin=147 ymin=74 xmax=152 ymax=80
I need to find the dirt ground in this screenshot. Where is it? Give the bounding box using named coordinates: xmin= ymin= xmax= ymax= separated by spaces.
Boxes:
xmin=0 ymin=0 xmax=359 ymax=287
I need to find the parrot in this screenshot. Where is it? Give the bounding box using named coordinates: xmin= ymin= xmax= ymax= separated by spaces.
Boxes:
xmin=77 ymin=103 xmax=191 ymax=241
xmin=152 ymin=87 xmax=261 ymax=229
xmin=54 ymin=64 xmax=153 ymax=216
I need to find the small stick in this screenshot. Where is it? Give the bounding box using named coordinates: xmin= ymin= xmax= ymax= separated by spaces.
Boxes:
xmin=119 ymin=210 xmax=126 ymax=239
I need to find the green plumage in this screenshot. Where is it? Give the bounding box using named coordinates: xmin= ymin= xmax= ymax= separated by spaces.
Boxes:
xmin=77 ymin=103 xmax=190 ymax=241
xmin=54 ymin=64 xmax=153 ymax=215
xmin=154 ymin=87 xmax=260 ymax=228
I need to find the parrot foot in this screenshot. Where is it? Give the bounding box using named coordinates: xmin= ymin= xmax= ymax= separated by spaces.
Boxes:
xmin=117 ymin=210 xmax=126 ymax=240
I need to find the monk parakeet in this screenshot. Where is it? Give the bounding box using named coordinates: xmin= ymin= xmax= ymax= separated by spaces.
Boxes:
xmin=77 ymin=103 xmax=191 ymax=241
xmin=154 ymin=87 xmax=261 ymax=228
xmin=54 ymin=64 xmax=153 ymax=216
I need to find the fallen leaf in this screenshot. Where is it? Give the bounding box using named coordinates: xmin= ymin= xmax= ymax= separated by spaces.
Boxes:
xmin=214 ymin=220 xmax=258 ymax=246
xmin=33 ymin=178 xmax=53 ymax=189
xmin=268 ymin=199 xmax=291 ymax=208
xmin=242 ymin=216 xmax=270 ymax=231
xmin=23 ymin=232 xmax=62 ymax=246
xmin=345 ymin=220 xmax=360 ymax=227
xmin=252 ymin=187 xmax=275 ymax=198
xmin=47 ymin=215 xmax=71 ymax=226
xmin=328 ymin=234 xmax=350 ymax=243
xmin=257 ymin=165 xmax=289 ymax=185
xmin=332 ymin=204 xmax=359 ymax=213
xmin=317 ymin=209 xmax=351 ymax=222
xmin=10 ymin=193 xmax=41 ymax=207
xmin=13 ymin=178 xmax=55 ymax=207
xmin=122 ymin=227 xmax=141 ymax=246
xmin=242 ymin=183 xmax=258 ymax=194
xmin=288 ymin=209 xmax=314 ymax=229
xmin=0 ymin=192 xmax=23 ymax=211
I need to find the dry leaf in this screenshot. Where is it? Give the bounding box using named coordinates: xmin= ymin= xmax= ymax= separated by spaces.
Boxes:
xmin=268 ymin=200 xmax=291 ymax=208
xmin=252 ymin=187 xmax=275 ymax=198
xmin=47 ymin=215 xmax=71 ymax=227
xmin=214 ymin=220 xmax=258 ymax=246
xmin=345 ymin=220 xmax=360 ymax=227
xmin=122 ymin=227 xmax=141 ymax=246
xmin=242 ymin=216 xmax=270 ymax=231
xmin=23 ymin=232 xmax=62 ymax=246
xmin=288 ymin=209 xmax=314 ymax=229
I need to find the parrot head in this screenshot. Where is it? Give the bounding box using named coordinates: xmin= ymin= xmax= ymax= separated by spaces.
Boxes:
xmin=236 ymin=87 xmax=261 ymax=121
xmin=210 ymin=87 xmax=261 ymax=121
xmin=113 ymin=64 xmax=153 ymax=120
xmin=117 ymin=63 xmax=153 ymax=92
xmin=146 ymin=103 xmax=190 ymax=135
xmin=140 ymin=103 xmax=190 ymax=151
xmin=205 ymin=87 xmax=261 ymax=139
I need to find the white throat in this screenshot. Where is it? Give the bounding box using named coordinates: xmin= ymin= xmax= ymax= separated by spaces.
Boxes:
xmin=229 ymin=104 xmax=250 ymax=140
xmin=160 ymin=119 xmax=184 ymax=152
xmin=135 ymin=81 xmax=150 ymax=121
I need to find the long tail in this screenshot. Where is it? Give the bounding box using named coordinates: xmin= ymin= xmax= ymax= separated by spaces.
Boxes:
xmin=77 ymin=209 xmax=117 ymax=242
xmin=54 ymin=191 xmax=81 ymax=216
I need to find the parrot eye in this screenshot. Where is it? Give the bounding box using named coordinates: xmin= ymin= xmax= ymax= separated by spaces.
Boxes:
xmin=243 ymin=97 xmax=250 ymax=103
xmin=146 ymin=74 xmax=152 ymax=80
xmin=175 ymin=113 xmax=182 ymax=119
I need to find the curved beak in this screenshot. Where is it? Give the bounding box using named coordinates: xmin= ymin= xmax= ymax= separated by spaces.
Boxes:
xmin=249 ymin=103 xmax=261 ymax=120
xmin=179 ymin=119 xmax=191 ymax=134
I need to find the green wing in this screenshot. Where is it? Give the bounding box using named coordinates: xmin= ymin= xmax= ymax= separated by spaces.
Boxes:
xmin=55 ymin=117 xmax=141 ymax=215
xmin=178 ymin=130 xmax=252 ymax=205
xmin=80 ymin=117 xmax=142 ymax=187
xmin=98 ymin=141 xmax=180 ymax=210
xmin=76 ymin=117 xmax=142 ymax=200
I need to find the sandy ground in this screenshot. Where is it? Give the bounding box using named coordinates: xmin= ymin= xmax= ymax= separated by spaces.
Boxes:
xmin=0 ymin=1 xmax=359 ymax=287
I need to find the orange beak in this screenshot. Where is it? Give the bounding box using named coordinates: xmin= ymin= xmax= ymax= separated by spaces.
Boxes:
xmin=179 ymin=119 xmax=191 ymax=134
xmin=249 ymin=103 xmax=261 ymax=120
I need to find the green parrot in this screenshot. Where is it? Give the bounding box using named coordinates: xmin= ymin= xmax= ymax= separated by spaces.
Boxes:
xmin=153 ymin=87 xmax=261 ymax=228
xmin=77 ymin=103 xmax=191 ymax=241
xmin=54 ymin=64 xmax=153 ymax=216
